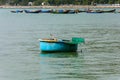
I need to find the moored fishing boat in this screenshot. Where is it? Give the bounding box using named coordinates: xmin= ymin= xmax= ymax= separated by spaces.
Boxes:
xmin=11 ymin=10 xmax=23 ymax=13
xmin=24 ymin=10 xmax=41 ymax=13
xmin=86 ymin=9 xmax=103 ymax=13
xmin=39 ymin=37 xmax=85 ymax=52
xmin=51 ymin=9 xmax=78 ymax=14
xmin=86 ymin=9 xmax=116 ymax=13
xmin=102 ymin=9 xmax=116 ymax=13
xmin=52 ymin=9 xmax=69 ymax=14
xmin=40 ymin=9 xmax=53 ymax=13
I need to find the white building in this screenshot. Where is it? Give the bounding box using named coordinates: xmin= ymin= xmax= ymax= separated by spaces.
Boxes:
xmin=28 ymin=2 xmax=33 ymax=6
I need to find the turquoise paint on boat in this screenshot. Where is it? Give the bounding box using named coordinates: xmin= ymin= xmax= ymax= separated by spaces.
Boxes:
xmin=39 ymin=41 xmax=78 ymax=52
xmin=39 ymin=37 xmax=85 ymax=52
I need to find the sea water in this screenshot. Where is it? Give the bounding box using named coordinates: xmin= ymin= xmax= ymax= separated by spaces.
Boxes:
xmin=0 ymin=9 xmax=120 ymax=80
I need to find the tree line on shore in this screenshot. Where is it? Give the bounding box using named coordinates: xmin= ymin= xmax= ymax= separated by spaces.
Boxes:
xmin=0 ymin=0 xmax=120 ymax=6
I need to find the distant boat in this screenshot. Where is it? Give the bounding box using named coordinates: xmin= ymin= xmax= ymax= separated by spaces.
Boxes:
xmin=11 ymin=10 xmax=23 ymax=13
xmin=52 ymin=9 xmax=68 ymax=14
xmin=40 ymin=9 xmax=53 ymax=13
xmin=39 ymin=37 xmax=85 ymax=52
xmin=52 ymin=9 xmax=77 ymax=14
xmin=24 ymin=10 xmax=41 ymax=13
xmin=86 ymin=9 xmax=103 ymax=13
xmin=78 ymin=10 xmax=86 ymax=13
xmin=86 ymin=9 xmax=116 ymax=13
xmin=68 ymin=10 xmax=78 ymax=14
xmin=101 ymin=9 xmax=116 ymax=13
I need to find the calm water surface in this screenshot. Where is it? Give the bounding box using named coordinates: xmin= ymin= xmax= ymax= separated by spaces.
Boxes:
xmin=0 ymin=9 xmax=120 ymax=80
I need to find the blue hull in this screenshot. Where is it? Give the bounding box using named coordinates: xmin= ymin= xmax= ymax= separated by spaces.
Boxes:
xmin=39 ymin=41 xmax=78 ymax=52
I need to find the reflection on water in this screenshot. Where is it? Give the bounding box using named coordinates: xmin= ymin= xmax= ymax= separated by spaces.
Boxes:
xmin=39 ymin=51 xmax=120 ymax=80
xmin=39 ymin=48 xmax=120 ymax=80
xmin=39 ymin=52 xmax=86 ymax=80
xmin=40 ymin=52 xmax=78 ymax=58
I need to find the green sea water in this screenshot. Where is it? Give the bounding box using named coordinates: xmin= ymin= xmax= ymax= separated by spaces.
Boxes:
xmin=0 ymin=9 xmax=120 ymax=80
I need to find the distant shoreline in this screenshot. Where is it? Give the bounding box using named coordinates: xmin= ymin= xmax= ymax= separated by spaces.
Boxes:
xmin=0 ymin=5 xmax=120 ymax=9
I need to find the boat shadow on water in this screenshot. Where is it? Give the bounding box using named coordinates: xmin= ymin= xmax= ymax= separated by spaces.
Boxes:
xmin=39 ymin=52 xmax=79 ymax=58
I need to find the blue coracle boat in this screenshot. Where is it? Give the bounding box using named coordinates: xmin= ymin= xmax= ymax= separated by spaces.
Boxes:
xmin=39 ymin=37 xmax=85 ymax=52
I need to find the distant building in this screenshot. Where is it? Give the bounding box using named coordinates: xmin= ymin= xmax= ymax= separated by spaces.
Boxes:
xmin=28 ymin=2 xmax=33 ymax=6
xmin=41 ymin=2 xmax=49 ymax=6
